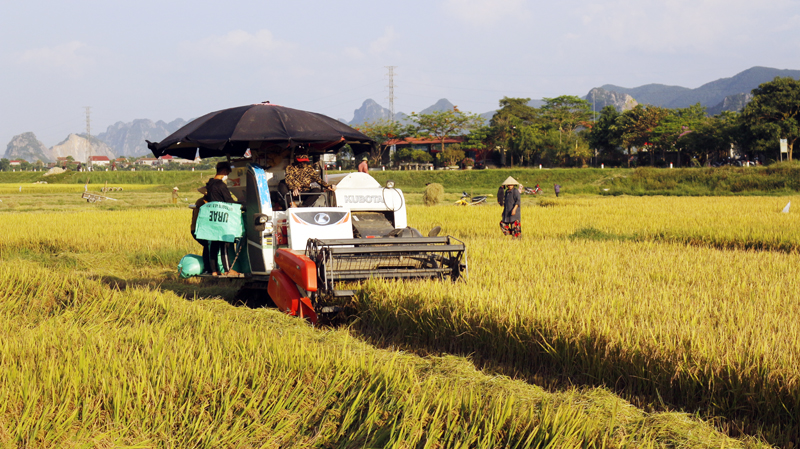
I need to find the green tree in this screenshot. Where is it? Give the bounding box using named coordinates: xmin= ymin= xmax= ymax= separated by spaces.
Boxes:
xmin=0 ymin=158 xmax=9 ymax=172
xmin=540 ymin=95 xmax=592 ymax=143
xmin=489 ymin=98 xmax=540 ymax=166
xmin=411 ymin=107 xmax=484 ymax=154
xmin=648 ymin=104 xmax=706 ymax=166
xmin=437 ymin=146 xmax=466 ymax=166
xmin=464 ymin=125 xmax=492 ymax=164
xmin=587 ymin=106 xmax=623 ymax=161
xmin=681 ymin=112 xmax=740 ymax=165
xmin=511 ymin=123 xmax=545 ymax=166
xmin=392 ymin=148 xmax=432 ymax=164
xmin=617 ymin=105 xmax=670 ymax=165
xmin=741 ymin=76 xmax=800 ymax=161
xmin=490 ymin=97 xmax=539 ymax=127
xmin=568 ymin=135 xmax=593 ymax=167
xmin=353 ymin=119 xmax=415 ymax=165
xmin=538 ymin=129 xmax=570 ymax=166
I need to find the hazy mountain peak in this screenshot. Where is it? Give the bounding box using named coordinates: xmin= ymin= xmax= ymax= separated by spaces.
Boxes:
xmin=51 ymin=133 xmax=115 ymax=162
xmin=4 ymin=132 xmax=53 ymax=162
xmin=96 ymin=118 xmax=188 ymax=158
xmin=596 ymin=66 xmax=800 ymax=110
xmin=350 ymin=99 xmax=392 ymax=125
xmin=419 ymin=98 xmax=455 ymax=114
xmin=586 ymin=88 xmax=638 ymax=112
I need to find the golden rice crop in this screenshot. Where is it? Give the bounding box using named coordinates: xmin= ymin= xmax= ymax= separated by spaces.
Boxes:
xmin=0 ymin=184 xmax=156 ymax=194
xmin=352 ymin=196 xmax=800 ymax=445
xmin=0 ymin=209 xmax=194 ymax=258
xmin=1 ymin=194 xmax=793 ymax=446
xmin=0 ymin=261 xmax=760 ymax=448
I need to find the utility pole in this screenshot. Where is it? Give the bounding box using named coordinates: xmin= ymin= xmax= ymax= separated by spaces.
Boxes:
xmin=84 ymin=106 xmax=92 ymax=171
xmin=385 ymin=66 xmax=396 ymax=122
xmin=84 ymin=106 xmax=92 ymax=136
xmin=385 ymin=66 xmax=397 ymax=165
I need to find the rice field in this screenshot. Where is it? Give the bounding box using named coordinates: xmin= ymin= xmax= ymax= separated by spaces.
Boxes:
xmin=354 ymin=196 xmax=800 ymax=445
xmin=1 ymin=191 xmax=797 ymax=447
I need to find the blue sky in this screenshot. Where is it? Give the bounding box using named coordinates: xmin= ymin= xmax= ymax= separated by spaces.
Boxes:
xmin=2 ymin=0 xmax=799 ymax=147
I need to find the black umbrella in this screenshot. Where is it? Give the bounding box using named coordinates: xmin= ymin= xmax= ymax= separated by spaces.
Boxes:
xmin=146 ymin=102 xmax=374 ymax=160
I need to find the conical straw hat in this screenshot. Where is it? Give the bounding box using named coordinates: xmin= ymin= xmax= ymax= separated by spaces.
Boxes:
xmin=501 ymin=176 xmax=520 ymax=186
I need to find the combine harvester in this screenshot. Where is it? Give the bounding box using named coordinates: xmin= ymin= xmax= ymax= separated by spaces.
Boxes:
xmin=148 ymin=103 xmax=466 ymax=324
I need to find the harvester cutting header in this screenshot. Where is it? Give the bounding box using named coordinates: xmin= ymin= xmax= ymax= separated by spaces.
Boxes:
xmin=148 ymin=102 xmax=466 ymax=324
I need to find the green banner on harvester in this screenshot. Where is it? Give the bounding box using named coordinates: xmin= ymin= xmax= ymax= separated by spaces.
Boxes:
xmin=195 ymin=202 xmax=243 ymax=242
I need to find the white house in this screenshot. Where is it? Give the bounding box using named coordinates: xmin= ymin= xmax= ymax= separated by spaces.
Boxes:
xmin=88 ymin=156 xmax=111 ymax=167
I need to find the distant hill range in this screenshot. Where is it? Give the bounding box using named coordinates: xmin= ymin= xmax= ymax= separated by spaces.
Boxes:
xmin=96 ymin=118 xmax=188 ymax=158
xmin=348 ymin=98 xmax=461 ymax=126
xmin=347 ymin=66 xmax=799 ymax=125
xmin=596 ymin=66 xmax=800 ymax=112
xmin=5 ymin=67 xmax=799 ymax=162
xmin=4 ymin=118 xmax=188 ymax=163
xmin=3 ymin=132 xmax=119 ymax=164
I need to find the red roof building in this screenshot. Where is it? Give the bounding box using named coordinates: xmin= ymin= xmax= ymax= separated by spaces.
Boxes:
xmin=88 ymin=156 xmax=111 ymax=166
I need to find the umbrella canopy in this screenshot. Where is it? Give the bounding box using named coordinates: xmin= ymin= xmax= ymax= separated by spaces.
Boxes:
xmin=147 ymin=103 xmax=374 ymax=160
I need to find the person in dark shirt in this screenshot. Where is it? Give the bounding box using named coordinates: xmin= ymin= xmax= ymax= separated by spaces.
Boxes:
xmin=204 ymin=161 xmax=239 ymax=276
xmin=500 ymin=176 xmax=521 ymax=239
xmin=191 ymin=188 xmax=210 ymax=273
xmin=205 ymin=162 xmax=234 ymax=203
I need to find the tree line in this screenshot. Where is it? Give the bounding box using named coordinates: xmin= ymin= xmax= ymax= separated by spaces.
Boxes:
xmin=355 ymin=76 xmax=800 ymax=168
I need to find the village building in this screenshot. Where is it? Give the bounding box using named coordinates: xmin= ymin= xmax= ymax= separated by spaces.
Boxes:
xmin=383 ymin=136 xmax=477 ymax=169
xmin=384 ymin=136 xmax=465 ymax=155
xmin=88 ymin=156 xmax=111 ymax=168
xmin=157 ymin=154 xmax=196 ymax=165
xmin=135 ymin=158 xmax=159 ymax=166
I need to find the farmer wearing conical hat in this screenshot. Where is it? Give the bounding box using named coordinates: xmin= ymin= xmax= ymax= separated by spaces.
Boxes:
xmin=358 ymin=155 xmax=369 ymax=173
xmin=500 ymin=176 xmax=522 ymax=238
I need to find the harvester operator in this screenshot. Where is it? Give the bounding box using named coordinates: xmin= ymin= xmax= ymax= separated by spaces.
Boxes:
xmin=278 ymin=152 xmax=336 ymax=208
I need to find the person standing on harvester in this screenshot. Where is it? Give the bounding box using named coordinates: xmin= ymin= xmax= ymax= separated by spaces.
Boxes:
xmin=204 ymin=161 xmax=240 ymax=277
xmin=500 ymin=176 xmax=521 ymax=239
